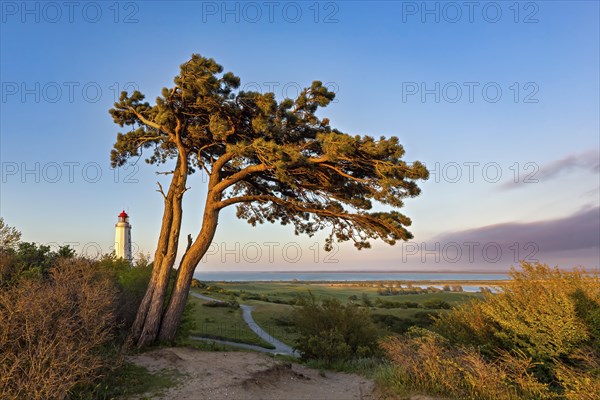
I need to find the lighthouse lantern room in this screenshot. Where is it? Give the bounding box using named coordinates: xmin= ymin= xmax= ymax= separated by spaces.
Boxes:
xmin=114 ymin=210 xmax=132 ymax=261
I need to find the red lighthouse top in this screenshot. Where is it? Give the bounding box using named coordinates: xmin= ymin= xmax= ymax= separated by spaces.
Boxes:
xmin=118 ymin=210 xmax=128 ymax=218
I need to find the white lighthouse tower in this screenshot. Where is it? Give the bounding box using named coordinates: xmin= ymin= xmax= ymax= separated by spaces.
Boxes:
xmin=114 ymin=210 xmax=132 ymax=261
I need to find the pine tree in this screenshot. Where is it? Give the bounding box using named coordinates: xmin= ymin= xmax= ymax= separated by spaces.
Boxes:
xmin=109 ymin=54 xmax=429 ymax=347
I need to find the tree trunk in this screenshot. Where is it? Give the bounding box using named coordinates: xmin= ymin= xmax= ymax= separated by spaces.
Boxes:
xmin=157 ymin=201 xmax=220 ymax=342
xmin=129 ymin=177 xmax=176 ymax=345
xmin=138 ymin=188 xmax=185 ymax=347
xmin=129 ymin=159 xmax=188 ymax=348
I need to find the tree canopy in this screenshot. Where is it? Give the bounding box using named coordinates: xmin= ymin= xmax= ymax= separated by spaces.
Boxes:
xmin=111 ymin=55 xmax=429 ymax=249
xmin=109 ymin=54 xmax=429 ymax=346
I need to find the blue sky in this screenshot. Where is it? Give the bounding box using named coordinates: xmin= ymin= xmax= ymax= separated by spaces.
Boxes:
xmin=1 ymin=1 xmax=598 ymax=272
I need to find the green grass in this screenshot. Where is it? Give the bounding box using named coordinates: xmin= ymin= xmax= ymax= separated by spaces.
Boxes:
xmin=187 ymin=295 xmax=276 ymax=349
xmin=192 ymin=283 xmax=485 ymax=350
xmin=207 ymin=282 xmax=379 ymax=302
xmin=200 ymin=281 xmax=483 ymax=305
xmin=250 ymin=302 xmax=299 ymax=347
xmin=375 ymin=291 xmax=482 ymax=305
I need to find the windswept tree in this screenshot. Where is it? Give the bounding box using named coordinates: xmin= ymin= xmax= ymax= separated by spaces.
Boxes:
xmin=110 ymin=54 xmax=429 ymax=347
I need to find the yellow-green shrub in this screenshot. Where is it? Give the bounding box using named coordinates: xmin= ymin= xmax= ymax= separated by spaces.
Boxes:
xmin=380 ymin=328 xmax=553 ymax=400
xmin=380 ymin=262 xmax=600 ymax=399
xmin=437 ymin=263 xmax=598 ymax=360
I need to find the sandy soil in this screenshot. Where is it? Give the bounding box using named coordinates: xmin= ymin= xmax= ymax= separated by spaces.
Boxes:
xmin=128 ymin=347 xmax=376 ymax=400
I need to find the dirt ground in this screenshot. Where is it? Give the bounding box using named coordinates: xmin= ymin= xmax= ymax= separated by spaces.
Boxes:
xmin=128 ymin=347 xmax=377 ymax=400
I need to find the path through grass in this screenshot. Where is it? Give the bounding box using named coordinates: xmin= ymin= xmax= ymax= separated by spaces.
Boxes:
xmin=187 ymin=295 xmax=275 ymax=349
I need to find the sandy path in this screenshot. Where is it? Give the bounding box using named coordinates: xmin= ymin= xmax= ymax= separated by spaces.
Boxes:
xmin=128 ymin=347 xmax=375 ymax=400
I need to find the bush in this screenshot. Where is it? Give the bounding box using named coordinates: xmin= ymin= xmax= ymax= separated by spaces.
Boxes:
xmin=292 ymin=294 xmax=379 ymax=362
xmin=202 ymin=300 xmax=239 ymax=309
xmin=380 ymin=262 xmax=600 ymax=399
xmin=191 ymin=278 xmax=206 ymax=288
xmin=0 ymin=242 xmax=74 ymax=285
xmin=436 ymin=263 xmax=597 ymax=365
xmin=375 ymin=298 xmax=421 ymax=309
xmin=381 ymin=328 xmax=551 ymax=400
xmin=412 ymin=311 xmax=440 ymax=325
xmin=371 ymin=313 xmax=435 ymax=334
xmin=0 ymin=258 xmax=118 ymax=400
xmin=175 ymin=300 xmax=197 ymax=343
xmin=101 ymin=255 xmax=152 ymax=338
xmin=361 ymin=293 xmax=373 ymax=307
xmin=422 ymin=299 xmax=451 ymax=309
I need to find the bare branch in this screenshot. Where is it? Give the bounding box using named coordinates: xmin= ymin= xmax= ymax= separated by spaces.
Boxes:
xmin=156 ymin=182 xmax=167 ymax=199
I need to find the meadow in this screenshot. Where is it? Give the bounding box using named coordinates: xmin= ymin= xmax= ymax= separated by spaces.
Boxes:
xmin=187 ymin=295 xmax=276 ymax=349
xmin=188 ymin=280 xmax=491 ymax=349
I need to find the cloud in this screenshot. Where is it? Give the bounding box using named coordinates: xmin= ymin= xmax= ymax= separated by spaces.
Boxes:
xmin=393 ymin=207 xmax=600 ymax=271
xmin=582 ymin=187 xmax=600 ymax=198
xmin=501 ymin=149 xmax=599 ymax=190
xmin=434 ymin=206 xmax=599 ymax=253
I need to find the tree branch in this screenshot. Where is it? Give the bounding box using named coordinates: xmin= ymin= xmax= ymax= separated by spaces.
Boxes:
xmin=128 ymin=107 xmax=173 ymax=137
xmin=319 ymin=163 xmax=369 ymax=183
xmin=212 ymin=151 xmax=235 ymax=172
xmin=210 ymin=161 xmax=269 ymax=193
xmin=216 ymin=193 xmax=404 ymax=240
xmin=156 ymin=182 xmax=167 ymax=200
xmin=216 ymin=195 xmax=275 ymax=209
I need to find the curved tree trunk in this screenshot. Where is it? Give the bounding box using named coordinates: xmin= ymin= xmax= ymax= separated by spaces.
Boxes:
xmin=129 ymin=169 xmax=178 ymax=344
xmin=157 ymin=198 xmax=220 ymax=342
xmin=130 ymin=157 xmax=188 ymax=348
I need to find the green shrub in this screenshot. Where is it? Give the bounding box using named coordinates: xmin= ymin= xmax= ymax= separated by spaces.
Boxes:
xmin=412 ymin=311 xmax=440 ymax=325
xmin=361 ymin=293 xmax=373 ymax=307
xmin=0 ymin=242 xmax=76 ymax=285
xmin=292 ymin=294 xmax=379 ymax=362
xmin=96 ymin=255 xmax=152 ymax=339
xmin=380 ymin=262 xmax=600 ymax=399
xmin=435 ymin=263 xmax=597 ymax=365
xmin=381 ymin=328 xmax=552 ymax=400
xmin=422 ymin=299 xmax=451 ymax=309
xmin=375 ymin=298 xmax=421 ymax=309
xmin=371 ymin=312 xmax=438 ymax=334
xmin=371 ymin=315 xmax=416 ymax=334
xmin=202 ymin=300 xmax=239 ymax=308
xmin=175 ymin=300 xmax=197 ymax=343
xmin=191 ymin=278 xmax=206 ymax=288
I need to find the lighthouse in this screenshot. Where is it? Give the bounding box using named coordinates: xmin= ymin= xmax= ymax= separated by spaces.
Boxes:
xmin=114 ymin=210 xmax=132 ymax=261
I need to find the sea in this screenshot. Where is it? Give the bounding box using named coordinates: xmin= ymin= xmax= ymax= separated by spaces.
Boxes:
xmin=193 ymin=271 xmax=508 ymax=282
xmin=192 ymin=271 xmax=509 ymax=293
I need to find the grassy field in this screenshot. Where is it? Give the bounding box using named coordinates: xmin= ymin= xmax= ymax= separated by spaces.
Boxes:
xmin=189 ymin=281 xmax=488 ymax=348
xmin=196 ymin=281 xmax=487 ymax=303
xmin=250 ymin=302 xmax=298 ymax=347
xmin=187 ymin=295 xmax=276 ymax=349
